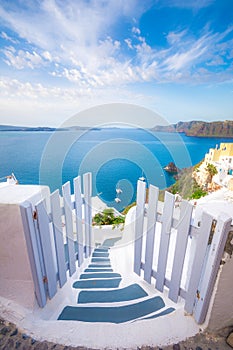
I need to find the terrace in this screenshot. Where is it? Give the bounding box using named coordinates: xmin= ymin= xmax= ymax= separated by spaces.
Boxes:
xmin=0 ymin=174 xmax=232 ymax=348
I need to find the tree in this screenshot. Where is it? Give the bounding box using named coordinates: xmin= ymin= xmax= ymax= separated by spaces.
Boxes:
xmin=206 ymin=163 xmax=218 ymax=184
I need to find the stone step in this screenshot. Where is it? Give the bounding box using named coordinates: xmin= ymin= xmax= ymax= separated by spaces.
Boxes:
xmin=92 ymin=252 xmax=109 ymax=258
xmin=88 ymin=264 xmax=112 ymax=268
xmin=72 ymin=277 xmax=122 ymax=289
xmin=84 ymin=268 xmax=113 ymax=273
xmin=78 ymin=283 xmax=148 ymax=303
xmin=91 ymin=257 xmax=110 ymax=263
xmin=79 ymin=272 xmax=121 ymax=280
xmin=58 ymin=295 xmax=168 ymax=323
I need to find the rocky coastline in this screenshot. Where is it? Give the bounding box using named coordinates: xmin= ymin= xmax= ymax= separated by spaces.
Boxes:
xmin=152 ymin=120 xmax=233 ymax=138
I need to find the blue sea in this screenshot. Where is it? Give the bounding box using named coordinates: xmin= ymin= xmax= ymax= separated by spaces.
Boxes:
xmin=1 ymin=128 xmax=232 ymax=211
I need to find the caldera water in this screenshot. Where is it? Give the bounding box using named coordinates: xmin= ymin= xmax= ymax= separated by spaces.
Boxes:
xmin=1 ymin=128 xmax=232 ymax=211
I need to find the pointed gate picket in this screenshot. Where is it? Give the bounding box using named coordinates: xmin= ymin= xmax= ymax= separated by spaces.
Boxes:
xmin=62 ymin=181 xmax=76 ymax=276
xmin=20 ymin=172 xmax=93 ymax=308
xmin=50 ymin=189 xmax=67 ymax=288
xmin=74 ymin=176 xmax=84 ymax=267
xmin=134 ymin=180 xmax=231 ymax=324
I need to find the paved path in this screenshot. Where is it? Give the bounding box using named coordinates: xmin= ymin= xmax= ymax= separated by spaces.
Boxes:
xmin=58 ymin=239 xmax=174 ymax=323
xmin=1 ymin=239 xmax=232 ymax=349
xmin=0 ymin=318 xmax=232 ymax=350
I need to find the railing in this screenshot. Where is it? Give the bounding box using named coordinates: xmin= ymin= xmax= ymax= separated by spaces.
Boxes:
xmin=133 ymin=180 xmax=232 ymax=324
xmin=20 ymin=173 xmax=232 ymax=324
xmin=20 ymin=173 xmax=92 ymax=307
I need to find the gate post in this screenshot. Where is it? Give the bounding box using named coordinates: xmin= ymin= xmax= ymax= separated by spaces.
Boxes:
xmin=134 ymin=180 xmax=146 ymax=276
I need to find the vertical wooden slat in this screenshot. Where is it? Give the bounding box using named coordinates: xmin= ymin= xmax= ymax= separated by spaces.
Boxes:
xmin=168 ymin=200 xmax=193 ymax=302
xmin=83 ymin=172 xmax=92 ymax=257
xmin=20 ymin=201 xmax=47 ymax=307
xmin=36 ymin=199 xmax=57 ymax=299
xmin=194 ymin=213 xmax=232 ymax=324
xmin=50 ymin=190 xmax=67 ymax=287
xmin=156 ymin=191 xmax=175 ymax=292
xmin=62 ymin=181 xmax=76 ymax=276
xmin=74 ymin=176 xmax=84 ymax=266
xmin=144 ymin=185 xmax=159 ymax=283
xmin=185 ymin=212 xmax=213 ymax=314
xmin=134 ymin=180 xmax=146 ymax=276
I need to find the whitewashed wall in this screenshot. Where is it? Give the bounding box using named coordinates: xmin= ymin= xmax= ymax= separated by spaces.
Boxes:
xmin=0 ymin=185 xmax=50 ymax=308
xmin=207 ymin=252 xmax=233 ymax=330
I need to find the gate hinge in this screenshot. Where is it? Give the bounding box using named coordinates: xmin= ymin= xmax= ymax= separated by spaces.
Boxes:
xmin=196 ymin=290 xmax=200 ymax=300
xmin=33 ymin=210 xmax=38 ymax=220
xmin=43 ymin=276 xmax=48 ymax=284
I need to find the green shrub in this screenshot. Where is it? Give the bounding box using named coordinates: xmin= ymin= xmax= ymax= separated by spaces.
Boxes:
xmin=190 ymin=187 xmax=207 ymax=199
xmin=92 ymin=208 xmax=125 ymax=229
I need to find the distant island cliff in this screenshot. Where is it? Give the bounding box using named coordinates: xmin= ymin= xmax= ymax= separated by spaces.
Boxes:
xmin=1 ymin=120 xmax=233 ymax=137
xmin=152 ymin=120 xmax=233 ymax=138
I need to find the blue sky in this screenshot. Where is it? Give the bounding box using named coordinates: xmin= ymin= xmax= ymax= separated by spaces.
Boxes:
xmin=0 ymin=0 xmax=232 ymax=127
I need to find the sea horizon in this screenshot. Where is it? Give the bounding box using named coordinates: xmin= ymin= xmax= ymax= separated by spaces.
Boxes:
xmin=1 ymin=128 xmax=233 ymax=211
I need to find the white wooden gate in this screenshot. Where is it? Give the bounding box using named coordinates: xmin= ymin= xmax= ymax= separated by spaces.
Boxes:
xmin=134 ymin=180 xmax=232 ymax=324
xmin=20 ymin=173 xmax=92 ymax=307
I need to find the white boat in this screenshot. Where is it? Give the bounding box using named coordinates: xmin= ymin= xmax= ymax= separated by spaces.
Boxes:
xmin=114 ymin=197 xmax=121 ymax=203
xmin=139 ymin=176 xmax=145 ymax=181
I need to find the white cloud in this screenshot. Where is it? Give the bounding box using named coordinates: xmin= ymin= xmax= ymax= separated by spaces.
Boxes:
xmin=42 ymin=51 xmax=53 ymax=62
xmin=125 ymin=38 xmax=133 ymax=50
xmin=163 ymin=35 xmax=209 ymax=71
xmin=0 ymin=75 xmax=151 ymax=126
xmin=2 ymin=47 xmax=46 ymax=69
xmin=132 ymin=27 xmax=141 ymax=35
xmin=206 ymin=56 xmax=226 ymax=66
xmin=166 ymin=30 xmax=187 ymax=45
xmin=0 ymin=31 xmax=18 ymax=44
xmin=0 ymin=0 xmax=232 ymax=88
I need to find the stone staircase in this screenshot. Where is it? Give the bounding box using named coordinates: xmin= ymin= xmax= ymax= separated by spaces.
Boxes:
xmin=58 ymin=239 xmax=175 ymax=323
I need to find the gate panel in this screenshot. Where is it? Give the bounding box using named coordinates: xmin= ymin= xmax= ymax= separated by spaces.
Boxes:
xmin=194 ymin=213 xmax=232 ymax=324
xmin=36 ymin=199 xmax=57 ymax=299
xmin=20 ymin=201 xmax=47 ymax=307
xmin=184 ymin=212 xmax=213 ymax=314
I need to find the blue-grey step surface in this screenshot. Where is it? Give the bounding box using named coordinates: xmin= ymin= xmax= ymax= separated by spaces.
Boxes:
xmin=84 ymin=268 xmax=113 ymax=273
xmin=94 ymin=248 xmax=109 ymax=252
xmin=92 ymin=252 xmax=109 ymax=258
xmin=58 ymin=296 xmax=165 ymax=323
xmin=80 ymin=272 xmax=121 ymax=280
xmin=73 ymin=277 xmax=122 ymax=289
xmin=78 ymin=283 xmax=148 ymax=303
xmin=138 ymin=307 xmax=175 ymax=321
xmin=101 ymin=237 xmax=121 ymax=247
xmin=88 ymin=264 xmax=112 ymax=268
xmin=91 ymin=258 xmax=110 ymax=263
